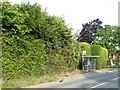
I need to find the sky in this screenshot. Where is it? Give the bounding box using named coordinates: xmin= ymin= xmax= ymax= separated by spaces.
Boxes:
xmin=8 ymin=0 xmax=119 ymax=33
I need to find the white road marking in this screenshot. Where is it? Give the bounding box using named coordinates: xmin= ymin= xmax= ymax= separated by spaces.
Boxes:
xmin=113 ymin=77 xmax=120 ymax=80
xmin=107 ymin=71 xmax=113 ymax=72
xmin=91 ymin=82 xmax=108 ymax=88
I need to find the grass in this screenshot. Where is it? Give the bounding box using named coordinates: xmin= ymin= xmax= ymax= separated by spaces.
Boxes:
xmin=3 ymin=66 xmax=117 ymax=88
xmin=0 ymin=79 xmax=2 ymax=89
xmin=2 ymin=69 xmax=81 ymax=88
xmin=2 ymin=75 xmax=58 ymax=88
xmin=106 ymin=65 xmax=120 ymax=68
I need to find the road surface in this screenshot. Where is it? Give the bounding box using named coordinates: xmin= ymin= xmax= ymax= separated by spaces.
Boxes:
xmin=24 ymin=68 xmax=120 ymax=89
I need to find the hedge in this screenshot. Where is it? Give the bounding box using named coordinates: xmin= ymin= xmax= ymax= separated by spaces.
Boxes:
xmin=91 ymin=45 xmax=108 ymax=69
xmin=2 ymin=1 xmax=109 ymax=81
xmin=76 ymin=42 xmax=91 ymax=69
xmin=102 ymin=48 xmax=108 ymax=67
xmin=79 ymin=42 xmax=91 ymax=55
xmin=2 ymin=39 xmax=83 ymax=80
xmin=2 ymin=2 xmax=82 ymax=80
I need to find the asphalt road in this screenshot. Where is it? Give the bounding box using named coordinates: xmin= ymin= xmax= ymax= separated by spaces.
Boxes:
xmin=24 ymin=68 xmax=119 ymax=89
xmin=48 ymin=69 xmax=119 ymax=88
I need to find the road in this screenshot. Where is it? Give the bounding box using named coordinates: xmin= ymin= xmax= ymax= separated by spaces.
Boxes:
xmin=24 ymin=68 xmax=119 ymax=89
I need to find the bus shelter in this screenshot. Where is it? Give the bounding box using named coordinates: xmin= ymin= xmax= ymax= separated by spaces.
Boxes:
xmin=82 ymin=55 xmax=99 ymax=73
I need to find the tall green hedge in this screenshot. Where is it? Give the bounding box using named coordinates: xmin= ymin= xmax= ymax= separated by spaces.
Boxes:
xmin=91 ymin=45 xmax=108 ymax=69
xmin=77 ymin=42 xmax=91 ymax=69
xmin=2 ymin=1 xmax=109 ymax=82
xmin=102 ymin=48 xmax=108 ymax=67
xmin=2 ymin=2 xmax=82 ymax=80
xmin=79 ymin=42 xmax=91 ymax=55
xmin=72 ymin=40 xmax=83 ymax=69
xmin=2 ymin=39 xmax=82 ymax=80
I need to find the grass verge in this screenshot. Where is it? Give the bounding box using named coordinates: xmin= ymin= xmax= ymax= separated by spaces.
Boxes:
xmin=2 ymin=69 xmax=81 ymax=88
xmin=106 ymin=65 xmax=120 ymax=68
xmin=2 ymin=75 xmax=58 ymax=88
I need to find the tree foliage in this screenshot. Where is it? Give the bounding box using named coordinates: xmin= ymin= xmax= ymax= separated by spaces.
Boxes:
xmin=77 ymin=19 xmax=103 ymax=44
xmin=93 ymin=25 xmax=119 ymax=54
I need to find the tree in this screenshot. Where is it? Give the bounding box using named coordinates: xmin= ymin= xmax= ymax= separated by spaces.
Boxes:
xmin=77 ymin=19 xmax=103 ymax=44
xmin=93 ymin=25 xmax=119 ymax=54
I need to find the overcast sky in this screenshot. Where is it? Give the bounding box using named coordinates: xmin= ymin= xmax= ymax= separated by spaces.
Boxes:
xmin=8 ymin=0 xmax=119 ymax=33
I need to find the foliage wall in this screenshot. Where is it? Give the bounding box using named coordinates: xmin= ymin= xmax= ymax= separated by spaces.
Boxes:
xmin=79 ymin=42 xmax=91 ymax=55
xmin=91 ymin=45 xmax=108 ymax=69
xmin=2 ymin=2 xmax=110 ymax=81
xmin=2 ymin=2 xmax=81 ymax=80
xmin=102 ymin=48 xmax=108 ymax=67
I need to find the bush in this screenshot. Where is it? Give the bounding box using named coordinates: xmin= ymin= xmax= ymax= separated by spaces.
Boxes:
xmin=71 ymin=40 xmax=82 ymax=69
xmin=76 ymin=42 xmax=91 ymax=69
xmin=2 ymin=2 xmax=82 ymax=80
xmin=91 ymin=45 xmax=108 ymax=69
xmin=3 ymin=1 xmax=111 ymax=82
xmin=79 ymin=42 xmax=91 ymax=55
xmin=102 ymin=48 xmax=108 ymax=67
